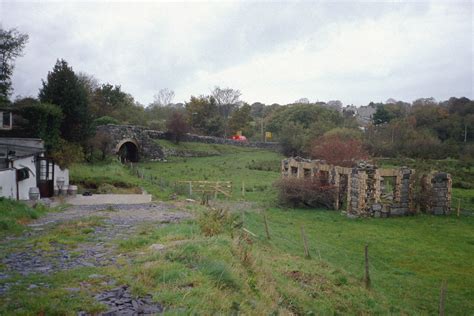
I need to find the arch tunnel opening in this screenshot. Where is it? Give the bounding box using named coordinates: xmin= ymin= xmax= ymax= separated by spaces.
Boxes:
xmin=118 ymin=141 xmax=139 ymax=163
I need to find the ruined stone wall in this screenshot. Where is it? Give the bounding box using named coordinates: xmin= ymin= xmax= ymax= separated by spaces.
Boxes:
xmin=346 ymin=164 xmax=415 ymax=218
xmin=422 ymin=172 xmax=452 ymax=215
xmin=281 ymin=157 xmax=451 ymax=218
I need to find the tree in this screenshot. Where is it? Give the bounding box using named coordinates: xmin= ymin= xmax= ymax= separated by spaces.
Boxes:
xmin=0 ymin=27 xmax=29 ymax=105
xmin=87 ymin=130 xmax=113 ymax=161
xmin=153 ymin=88 xmax=175 ymax=106
xmin=211 ymin=86 xmax=241 ymax=137
xmin=20 ymin=103 xmax=63 ymax=151
xmin=294 ymin=98 xmax=310 ymax=104
xmin=186 ymin=95 xmax=224 ymax=137
xmin=166 ymin=111 xmax=190 ymax=144
xmin=311 ymin=135 xmax=369 ymax=167
xmin=39 ymin=59 xmax=92 ymax=143
xmin=91 ymin=83 xmax=128 ymax=118
xmin=278 ymin=121 xmax=309 ymax=157
xmin=228 ymin=104 xmax=253 ymax=136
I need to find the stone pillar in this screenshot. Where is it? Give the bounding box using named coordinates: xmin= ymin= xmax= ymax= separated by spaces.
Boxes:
xmin=425 ymin=172 xmax=452 ymax=215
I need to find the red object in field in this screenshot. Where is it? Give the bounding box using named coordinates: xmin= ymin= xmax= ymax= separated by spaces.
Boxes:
xmin=231 ymin=135 xmax=247 ymax=141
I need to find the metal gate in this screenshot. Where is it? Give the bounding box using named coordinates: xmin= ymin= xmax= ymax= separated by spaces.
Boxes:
xmin=37 ymin=157 xmax=55 ymax=198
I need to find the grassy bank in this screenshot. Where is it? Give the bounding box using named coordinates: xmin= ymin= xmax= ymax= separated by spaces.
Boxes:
xmin=65 ymin=144 xmax=474 ymax=313
xmin=0 ymin=198 xmax=50 ymax=237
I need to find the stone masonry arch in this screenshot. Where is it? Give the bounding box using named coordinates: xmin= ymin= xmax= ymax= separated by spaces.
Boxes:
xmin=96 ymin=125 xmax=164 ymax=162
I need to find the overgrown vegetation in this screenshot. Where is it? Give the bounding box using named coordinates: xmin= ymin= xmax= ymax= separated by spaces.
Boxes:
xmin=0 ymin=198 xmax=49 ymax=236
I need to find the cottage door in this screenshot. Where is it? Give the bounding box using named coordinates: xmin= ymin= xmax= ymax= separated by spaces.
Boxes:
xmin=37 ymin=157 xmax=55 ymax=197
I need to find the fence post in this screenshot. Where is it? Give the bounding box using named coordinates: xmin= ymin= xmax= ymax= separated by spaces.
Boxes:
xmin=188 ymin=182 xmax=193 ymax=197
xmin=439 ymin=280 xmax=447 ymax=316
xmin=364 ymin=244 xmax=371 ymax=289
xmin=457 ymin=199 xmax=461 ymax=217
xmin=242 ymin=181 xmax=245 ymax=197
xmin=263 ymin=213 xmax=270 ymax=240
xmin=301 ymin=226 xmax=310 ymax=258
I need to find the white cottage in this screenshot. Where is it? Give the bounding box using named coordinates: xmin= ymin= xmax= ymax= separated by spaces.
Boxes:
xmin=0 ymin=138 xmax=69 ymax=200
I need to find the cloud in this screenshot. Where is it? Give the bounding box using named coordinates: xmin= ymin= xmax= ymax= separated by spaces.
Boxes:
xmin=1 ymin=0 xmax=472 ymax=106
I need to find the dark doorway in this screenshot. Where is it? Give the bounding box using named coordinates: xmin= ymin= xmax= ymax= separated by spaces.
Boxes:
xmin=118 ymin=142 xmax=139 ymax=163
xmin=37 ymin=157 xmax=55 ymax=197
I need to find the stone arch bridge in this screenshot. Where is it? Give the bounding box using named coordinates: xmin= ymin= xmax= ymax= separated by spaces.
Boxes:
xmin=97 ymin=124 xmax=280 ymax=162
xmin=96 ymin=125 xmax=165 ymax=162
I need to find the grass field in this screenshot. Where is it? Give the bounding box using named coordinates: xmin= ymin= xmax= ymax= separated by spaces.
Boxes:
xmin=3 ymin=142 xmax=473 ymax=314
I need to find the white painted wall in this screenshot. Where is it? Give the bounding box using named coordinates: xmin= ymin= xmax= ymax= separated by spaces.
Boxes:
xmin=12 ymin=156 xmax=38 ymax=200
xmin=0 ymin=154 xmax=70 ymax=200
xmin=0 ymin=169 xmax=17 ymax=199
xmin=54 ymin=166 xmax=69 ymax=187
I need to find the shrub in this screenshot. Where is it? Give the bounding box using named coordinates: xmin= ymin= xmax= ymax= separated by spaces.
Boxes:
xmin=49 ymin=139 xmax=84 ymax=169
xmin=311 ymin=134 xmax=369 ymax=167
xmin=274 ymin=177 xmax=337 ymax=209
xmin=94 ymin=115 xmax=120 ymax=126
xmin=197 ymin=207 xmax=239 ymax=237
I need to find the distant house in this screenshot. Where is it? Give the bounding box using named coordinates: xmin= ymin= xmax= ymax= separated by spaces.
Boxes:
xmin=356 ymin=105 xmax=376 ymax=127
xmin=0 ymin=110 xmax=69 ymax=200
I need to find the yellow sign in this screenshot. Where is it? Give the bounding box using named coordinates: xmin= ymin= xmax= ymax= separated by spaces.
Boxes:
xmin=265 ymin=132 xmax=272 ymax=140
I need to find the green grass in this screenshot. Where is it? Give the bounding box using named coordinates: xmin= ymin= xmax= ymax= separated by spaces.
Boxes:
xmin=0 ymin=198 xmax=51 ymax=237
xmin=139 ymin=148 xmax=282 ymax=202
xmin=17 ymin=144 xmax=470 ymax=314
xmin=156 ymin=139 xmax=254 ymax=156
xmin=244 ymin=209 xmax=474 ymax=314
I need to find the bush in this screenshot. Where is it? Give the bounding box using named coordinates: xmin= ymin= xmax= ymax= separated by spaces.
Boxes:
xmin=311 ymin=134 xmax=369 ymax=167
xmin=197 ymin=207 xmax=239 ymax=237
xmin=94 ymin=115 xmax=120 ymax=126
xmin=274 ymin=177 xmax=337 ymax=209
xmin=49 ymin=139 xmax=84 ymax=169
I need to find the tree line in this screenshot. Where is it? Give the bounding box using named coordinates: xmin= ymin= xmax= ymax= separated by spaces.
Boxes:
xmin=0 ymin=26 xmax=472 ymax=167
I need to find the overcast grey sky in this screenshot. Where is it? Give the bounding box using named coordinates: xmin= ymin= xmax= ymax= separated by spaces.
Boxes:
xmin=1 ymin=0 xmax=473 ymax=106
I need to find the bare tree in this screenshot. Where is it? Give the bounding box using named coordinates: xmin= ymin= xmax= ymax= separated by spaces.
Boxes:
xmin=211 ymin=86 xmax=242 ymax=137
xmin=153 ymin=88 xmax=175 ymax=106
xmin=211 ymin=86 xmax=242 ymax=106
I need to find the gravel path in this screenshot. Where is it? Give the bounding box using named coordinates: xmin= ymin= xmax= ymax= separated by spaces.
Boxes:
xmin=0 ymin=201 xmax=192 ymax=315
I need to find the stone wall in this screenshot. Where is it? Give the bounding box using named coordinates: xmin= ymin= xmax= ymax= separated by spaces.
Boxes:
xmin=97 ymin=124 xmax=280 ymax=161
xmin=146 ymin=130 xmax=280 ymax=150
xmin=96 ymin=125 xmax=164 ymax=160
xmin=422 ymin=172 xmax=452 ymax=215
xmin=281 ymin=157 xmax=451 ymax=218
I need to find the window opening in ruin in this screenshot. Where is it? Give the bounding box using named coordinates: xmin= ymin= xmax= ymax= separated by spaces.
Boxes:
xmin=318 ymin=170 xmax=330 ymax=186
xmin=291 ymin=166 xmax=298 ymax=176
xmin=381 ymin=176 xmax=396 ymax=202
xmin=303 ymin=168 xmax=311 ymax=179
xmin=338 ymin=174 xmax=349 ymax=209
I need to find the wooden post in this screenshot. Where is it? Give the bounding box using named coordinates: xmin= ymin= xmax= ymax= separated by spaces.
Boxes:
xmin=189 ymin=182 xmax=193 ymax=197
xmin=364 ymin=244 xmax=371 ymax=289
xmin=439 ymin=280 xmax=447 ymax=316
xmin=241 ymin=181 xmax=245 ymax=197
xmin=457 ymin=199 xmax=461 ymax=217
xmin=263 ymin=213 xmax=270 ymax=240
xmin=301 ymin=226 xmax=310 ymax=258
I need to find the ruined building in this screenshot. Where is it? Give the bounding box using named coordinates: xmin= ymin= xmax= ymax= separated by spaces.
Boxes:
xmin=281 ymin=157 xmax=451 ymax=218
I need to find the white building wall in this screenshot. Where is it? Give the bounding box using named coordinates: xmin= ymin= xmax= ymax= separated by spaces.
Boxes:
xmin=12 ymin=156 xmax=38 ymax=200
xmin=0 ymin=169 xmax=17 ymax=199
xmin=54 ymin=166 xmax=69 ymax=187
